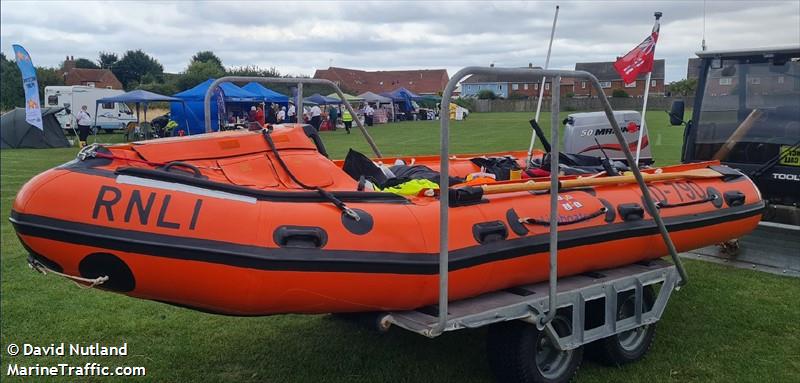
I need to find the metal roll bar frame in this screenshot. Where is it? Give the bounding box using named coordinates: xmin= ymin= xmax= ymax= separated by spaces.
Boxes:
xmin=203 ymin=76 xmax=382 ymax=158
xmin=435 ymin=67 xmax=688 ymax=337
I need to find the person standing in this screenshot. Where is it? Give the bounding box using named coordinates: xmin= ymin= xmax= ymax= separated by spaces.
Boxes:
xmin=277 ymin=106 xmax=286 ymax=123
xmin=256 ymin=105 xmax=265 ymax=125
xmin=287 ymin=103 xmax=296 ymax=123
xmin=309 ymin=104 xmax=322 ymax=131
xmin=363 ymin=103 xmax=375 ymax=126
xmin=328 ymin=106 xmax=339 ymax=131
xmin=342 ymin=108 xmax=353 ymax=134
xmin=75 ymin=105 xmax=92 ymax=147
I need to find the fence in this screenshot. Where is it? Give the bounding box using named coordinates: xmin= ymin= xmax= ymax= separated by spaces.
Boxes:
xmin=472 ymin=97 xmax=693 ymax=113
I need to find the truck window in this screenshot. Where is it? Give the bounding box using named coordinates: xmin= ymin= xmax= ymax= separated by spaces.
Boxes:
xmin=102 ymin=102 xmax=114 ymax=110
xmin=693 ymin=55 xmax=800 ymax=164
xmin=47 ymin=95 xmax=58 ymax=106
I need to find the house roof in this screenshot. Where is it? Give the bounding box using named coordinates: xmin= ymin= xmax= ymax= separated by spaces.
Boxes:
xmin=461 ymin=67 xmax=547 ymax=84
xmin=63 ymin=68 xmax=122 ymax=88
xmin=575 ymin=59 xmax=665 ymax=81
xmin=313 ymin=67 xmax=448 ymax=95
xmin=65 ymin=68 xmax=112 ymax=82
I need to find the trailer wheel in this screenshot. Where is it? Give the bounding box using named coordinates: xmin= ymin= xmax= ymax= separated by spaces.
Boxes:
xmin=591 ymin=286 xmax=656 ymax=366
xmin=487 ymin=315 xmax=583 ymax=383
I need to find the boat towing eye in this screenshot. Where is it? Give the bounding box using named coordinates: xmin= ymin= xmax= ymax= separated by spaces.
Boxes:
xmin=28 ymin=258 xmax=108 ymax=289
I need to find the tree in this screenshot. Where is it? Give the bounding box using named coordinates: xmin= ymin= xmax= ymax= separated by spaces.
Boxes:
xmin=111 ymin=49 xmax=164 ymax=90
xmin=74 ymin=58 xmax=99 ymax=69
xmin=176 ymin=60 xmax=225 ymax=91
xmin=668 ymin=78 xmax=697 ymax=97
xmin=35 ymin=67 xmax=65 ymax=102
xmin=0 ymin=53 xmax=64 ymax=111
xmin=191 ymin=51 xmax=223 ymax=68
xmin=477 ymin=89 xmax=498 ymax=99
xmin=0 ymin=52 xmax=24 ymax=111
xmin=612 ymin=89 xmax=630 ymax=98
xmin=98 ymin=52 xmax=118 ymax=69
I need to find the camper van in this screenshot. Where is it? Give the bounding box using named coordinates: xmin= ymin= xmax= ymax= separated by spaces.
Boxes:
xmin=44 ymin=86 xmax=137 ymax=133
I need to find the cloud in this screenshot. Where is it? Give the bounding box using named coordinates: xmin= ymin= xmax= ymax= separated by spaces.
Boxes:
xmin=1 ymin=0 xmax=797 ymax=82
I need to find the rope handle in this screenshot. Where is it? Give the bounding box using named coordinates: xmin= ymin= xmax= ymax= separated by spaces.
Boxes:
xmin=519 ymin=207 xmax=608 ymax=226
xmin=28 ymin=259 xmax=108 ymax=289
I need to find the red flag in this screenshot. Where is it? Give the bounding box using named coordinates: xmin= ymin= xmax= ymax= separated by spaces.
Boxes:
xmin=613 ymin=25 xmax=659 ymax=84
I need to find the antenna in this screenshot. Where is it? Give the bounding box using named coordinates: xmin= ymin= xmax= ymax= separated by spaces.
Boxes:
xmin=701 ymin=0 xmax=707 ymax=51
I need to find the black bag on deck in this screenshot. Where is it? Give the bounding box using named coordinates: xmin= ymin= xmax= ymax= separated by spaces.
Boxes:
xmin=470 ymin=157 xmax=521 ymax=181
xmin=342 ymin=149 xmax=388 ymax=186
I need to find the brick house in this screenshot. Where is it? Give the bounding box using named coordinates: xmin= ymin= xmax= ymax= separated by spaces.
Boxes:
xmin=60 ymin=56 xmax=123 ymax=89
xmin=687 ymin=58 xmax=701 ymax=80
xmin=573 ymin=59 xmax=665 ymax=98
xmin=460 ymin=65 xmax=574 ymax=98
xmin=313 ymin=67 xmax=448 ymax=95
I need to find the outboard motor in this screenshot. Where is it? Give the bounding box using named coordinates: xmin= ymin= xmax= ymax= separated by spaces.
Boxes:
xmin=563 ymin=111 xmax=653 ymax=166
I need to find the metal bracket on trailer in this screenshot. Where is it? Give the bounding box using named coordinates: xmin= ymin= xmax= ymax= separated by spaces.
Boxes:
xmin=384 ymin=260 xmax=678 ymax=350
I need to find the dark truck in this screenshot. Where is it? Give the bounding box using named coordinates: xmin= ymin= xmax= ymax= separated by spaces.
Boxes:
xmin=671 ymin=46 xmax=799 ymax=275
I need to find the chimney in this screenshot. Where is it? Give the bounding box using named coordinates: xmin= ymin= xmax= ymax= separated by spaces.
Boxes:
xmin=490 ymin=63 xmax=495 ymax=68
xmin=528 ymin=63 xmax=533 ymax=68
xmin=63 ymin=56 xmax=76 ymax=72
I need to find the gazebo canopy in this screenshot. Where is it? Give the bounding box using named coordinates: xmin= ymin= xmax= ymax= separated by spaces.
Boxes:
xmin=242 ymin=83 xmax=290 ymax=103
xmin=96 ymin=89 xmax=183 ymax=104
xmin=305 ymin=93 xmax=342 ymax=105
xmin=174 ymin=79 xmax=259 ymax=102
xmin=357 ymin=91 xmax=393 ymax=104
xmin=326 ymin=92 xmax=364 ymax=102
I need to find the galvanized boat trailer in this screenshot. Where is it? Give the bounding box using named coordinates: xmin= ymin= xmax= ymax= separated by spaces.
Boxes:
xmin=380 ymin=68 xmax=689 ymax=383
xmin=202 ymin=71 xmax=689 ymax=383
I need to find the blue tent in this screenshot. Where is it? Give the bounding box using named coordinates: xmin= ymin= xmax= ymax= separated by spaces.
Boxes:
xmin=382 ymin=87 xmax=421 ymax=112
xmin=304 ymin=93 xmax=342 ymax=105
xmin=94 ymin=89 xmax=190 ymax=137
xmin=172 ymin=79 xmax=260 ymax=134
xmin=241 ymin=83 xmax=290 ymax=104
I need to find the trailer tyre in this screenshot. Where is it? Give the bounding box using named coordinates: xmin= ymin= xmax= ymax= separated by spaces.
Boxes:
xmin=591 ymin=286 xmax=656 ymax=366
xmin=487 ymin=315 xmax=582 ymax=383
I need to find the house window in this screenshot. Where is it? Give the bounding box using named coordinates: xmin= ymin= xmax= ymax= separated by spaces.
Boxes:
xmin=651 ymin=80 xmax=656 ymax=87
xmin=47 ymin=95 xmax=58 ymax=105
xmin=85 ymin=82 xmax=95 ymax=87
xmin=778 ymin=76 xmax=785 ymax=84
xmin=545 ymin=83 xmax=550 ymax=90
xmin=524 ymin=84 xmax=529 ymax=90
xmin=106 ymin=86 xmax=113 ymax=89
xmin=750 ymin=77 xmax=760 ymax=85
xmin=534 ymin=83 xmax=538 ymax=90
xmin=498 ymin=85 xmax=502 ymax=91
xmin=581 ymin=81 xmax=586 ymax=89
xmin=101 ymin=102 xmax=114 ymax=109
xmin=599 ymin=81 xmax=611 ymax=88
xmin=625 ymin=81 xmax=636 ymax=88
xmin=719 ymin=78 xmax=732 ymax=86
xmin=379 ymin=81 xmax=383 ymax=86
xmin=512 ymin=83 xmax=519 ymax=90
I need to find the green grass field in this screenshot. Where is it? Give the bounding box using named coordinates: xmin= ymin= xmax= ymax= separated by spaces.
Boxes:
xmin=1 ymin=112 xmax=798 ymax=382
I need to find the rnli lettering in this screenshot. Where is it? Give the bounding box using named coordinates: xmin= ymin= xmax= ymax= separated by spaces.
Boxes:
xmin=92 ymin=186 xmax=203 ymax=230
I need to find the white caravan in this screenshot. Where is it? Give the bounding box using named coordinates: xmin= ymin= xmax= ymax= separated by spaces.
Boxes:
xmin=44 ymin=86 xmax=136 ymax=133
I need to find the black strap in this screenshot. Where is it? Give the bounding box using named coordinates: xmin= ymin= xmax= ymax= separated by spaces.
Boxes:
xmin=262 ymin=130 xmax=360 ymax=221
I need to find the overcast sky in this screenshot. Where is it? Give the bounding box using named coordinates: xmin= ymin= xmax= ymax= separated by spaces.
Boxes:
xmin=2 ymin=1 xmax=798 ymax=82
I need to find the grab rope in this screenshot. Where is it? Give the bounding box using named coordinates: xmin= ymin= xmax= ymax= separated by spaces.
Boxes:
xmin=28 ymin=258 xmax=108 ymax=289
xmin=261 ymin=130 xmax=361 ymax=221
xmin=78 ymin=143 xmax=221 ymax=171
xmin=519 ymin=207 xmax=607 ymax=226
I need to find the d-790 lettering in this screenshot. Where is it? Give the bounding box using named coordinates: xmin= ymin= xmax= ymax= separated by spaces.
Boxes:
xmin=92 ymin=185 xmax=203 ymax=230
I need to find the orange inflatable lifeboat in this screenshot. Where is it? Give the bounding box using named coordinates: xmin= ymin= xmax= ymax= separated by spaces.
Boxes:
xmin=11 ymin=125 xmax=763 ymax=315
